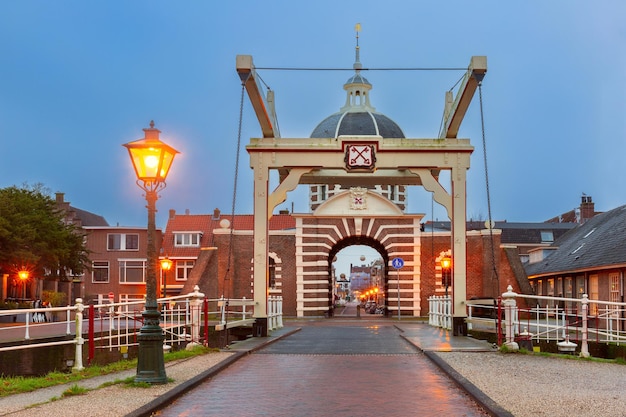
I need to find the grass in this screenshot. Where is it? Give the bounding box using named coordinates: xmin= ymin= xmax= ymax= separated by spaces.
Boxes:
xmin=0 ymin=345 xmax=218 ymax=397
xmin=499 ymin=344 xmax=626 ymax=364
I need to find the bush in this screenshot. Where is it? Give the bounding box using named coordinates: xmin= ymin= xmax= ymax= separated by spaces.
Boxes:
xmin=42 ymin=291 xmax=66 ymax=307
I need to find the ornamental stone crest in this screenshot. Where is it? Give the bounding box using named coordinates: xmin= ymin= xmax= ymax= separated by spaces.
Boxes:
xmin=345 ymin=144 xmax=376 ymax=171
xmin=349 ymin=187 xmax=367 ymax=210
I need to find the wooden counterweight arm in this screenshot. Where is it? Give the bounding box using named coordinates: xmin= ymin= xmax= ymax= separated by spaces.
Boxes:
xmin=440 ymin=56 xmax=487 ymax=139
xmin=236 ymin=55 xmax=280 ymax=138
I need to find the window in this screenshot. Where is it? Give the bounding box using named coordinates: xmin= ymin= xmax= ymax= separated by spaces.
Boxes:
xmin=540 ymin=231 xmax=554 ymax=243
xmin=119 ymin=260 xmax=146 ymax=283
xmin=176 ymin=260 xmax=195 ymax=281
xmin=564 ymin=277 xmax=573 ymax=309
xmin=269 ymin=258 xmax=276 ymax=288
xmin=92 ymin=261 xmax=109 ymax=283
xmin=609 ymin=273 xmax=620 ymax=303
xmin=589 ymin=275 xmax=599 ymax=315
xmin=108 ymin=233 xmax=139 ymax=251
xmin=174 ymin=233 xmax=201 ymax=247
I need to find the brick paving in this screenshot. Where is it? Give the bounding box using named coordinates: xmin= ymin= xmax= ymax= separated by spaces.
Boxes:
xmin=157 ymin=322 xmax=490 ymax=417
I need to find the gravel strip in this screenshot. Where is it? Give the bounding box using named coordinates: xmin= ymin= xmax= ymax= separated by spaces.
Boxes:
xmin=2 ymin=352 xmax=234 ymax=417
xmin=434 ymin=351 xmax=626 ymax=417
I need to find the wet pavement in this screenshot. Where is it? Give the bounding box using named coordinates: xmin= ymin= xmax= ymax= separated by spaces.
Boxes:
xmin=155 ymin=319 xmax=493 ymax=417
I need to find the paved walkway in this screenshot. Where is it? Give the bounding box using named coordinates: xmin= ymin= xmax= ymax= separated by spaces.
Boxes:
xmin=0 ymin=319 xmax=507 ymax=417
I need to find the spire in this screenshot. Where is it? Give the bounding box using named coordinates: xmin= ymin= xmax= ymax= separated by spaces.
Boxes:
xmin=354 ymin=23 xmax=362 ymax=72
xmin=341 ymin=23 xmax=373 ymax=112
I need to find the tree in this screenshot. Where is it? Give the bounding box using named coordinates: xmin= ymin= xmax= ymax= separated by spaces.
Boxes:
xmin=0 ymin=184 xmax=89 ymax=284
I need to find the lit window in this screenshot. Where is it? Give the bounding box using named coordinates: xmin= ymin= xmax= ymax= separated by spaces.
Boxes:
xmin=108 ymin=234 xmax=139 ymax=251
xmin=92 ymin=261 xmax=109 ymax=283
xmin=174 ymin=233 xmax=201 ymax=247
xmin=119 ymin=260 xmax=146 ymax=283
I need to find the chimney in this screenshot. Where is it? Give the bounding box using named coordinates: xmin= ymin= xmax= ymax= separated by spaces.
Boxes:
xmin=580 ymin=194 xmax=595 ymax=223
xmin=55 ymin=192 xmax=65 ymax=203
xmin=185 ymin=209 xmax=190 ymax=215
xmin=169 ymin=209 xmax=176 ymax=219
xmin=212 ymin=208 xmax=221 ymax=219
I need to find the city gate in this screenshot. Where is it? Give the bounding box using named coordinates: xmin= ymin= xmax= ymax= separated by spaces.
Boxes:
xmin=237 ymin=53 xmax=486 ymax=335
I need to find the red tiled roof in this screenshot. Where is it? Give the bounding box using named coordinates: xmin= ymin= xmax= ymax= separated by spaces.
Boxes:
xmin=162 ymin=213 xmax=295 ymax=257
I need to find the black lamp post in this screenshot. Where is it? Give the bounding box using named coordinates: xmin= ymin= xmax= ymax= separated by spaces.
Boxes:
xmin=123 ymin=121 xmax=179 ymax=384
xmin=441 ymin=256 xmax=452 ymax=297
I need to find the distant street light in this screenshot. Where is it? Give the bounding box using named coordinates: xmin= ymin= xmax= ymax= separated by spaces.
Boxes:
xmin=18 ymin=270 xmax=29 ymax=300
xmin=124 ymin=121 xmax=179 ymax=384
xmin=160 ymin=257 xmax=173 ymax=302
xmin=441 ymin=256 xmax=452 ymax=297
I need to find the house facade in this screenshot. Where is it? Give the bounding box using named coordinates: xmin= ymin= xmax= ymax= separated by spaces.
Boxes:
xmin=525 ymin=202 xmax=626 ymax=310
xmin=81 ymin=225 xmax=162 ymax=305
xmin=42 ymin=193 xmax=163 ymax=305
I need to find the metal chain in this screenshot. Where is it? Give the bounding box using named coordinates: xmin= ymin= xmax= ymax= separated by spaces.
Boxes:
xmin=223 ymin=79 xmax=248 ymax=283
xmin=478 ymin=83 xmax=499 ymax=288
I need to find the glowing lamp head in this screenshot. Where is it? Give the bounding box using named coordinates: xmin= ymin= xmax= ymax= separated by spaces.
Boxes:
xmin=123 ymin=121 xmax=179 ymax=185
xmin=18 ymin=270 xmax=29 ymax=281
xmin=441 ymin=256 xmax=452 ymax=271
xmin=160 ymin=257 xmax=173 ymax=271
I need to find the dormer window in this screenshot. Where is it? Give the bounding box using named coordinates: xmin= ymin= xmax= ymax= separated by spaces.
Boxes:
xmin=540 ymin=231 xmax=554 ymax=243
xmin=174 ymin=232 xmax=202 ymax=247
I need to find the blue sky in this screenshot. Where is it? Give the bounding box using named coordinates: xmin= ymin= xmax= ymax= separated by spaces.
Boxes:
xmin=2 ymin=0 xmax=625 ymax=247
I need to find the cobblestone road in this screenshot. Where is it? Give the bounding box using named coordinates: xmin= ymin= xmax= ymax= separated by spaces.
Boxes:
xmin=156 ymin=321 xmax=490 ymax=417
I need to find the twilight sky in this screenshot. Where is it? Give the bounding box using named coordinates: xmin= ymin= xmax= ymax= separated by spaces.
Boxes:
xmin=1 ymin=0 xmax=625 ymax=247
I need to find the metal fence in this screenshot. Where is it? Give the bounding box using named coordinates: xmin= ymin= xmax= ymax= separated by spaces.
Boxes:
xmin=429 ymin=286 xmax=626 ymax=357
xmin=0 ymin=285 xmax=283 ymax=371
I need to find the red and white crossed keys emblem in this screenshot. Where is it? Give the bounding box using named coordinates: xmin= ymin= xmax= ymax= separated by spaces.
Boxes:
xmin=345 ymin=145 xmax=375 ymax=170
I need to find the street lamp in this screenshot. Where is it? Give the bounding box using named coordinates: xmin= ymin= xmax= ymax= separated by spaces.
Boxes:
xmin=123 ymin=121 xmax=179 ymax=384
xmin=18 ymin=270 xmax=29 ymax=300
xmin=441 ymin=256 xmax=452 ymax=297
xmin=160 ymin=257 xmax=173 ymax=301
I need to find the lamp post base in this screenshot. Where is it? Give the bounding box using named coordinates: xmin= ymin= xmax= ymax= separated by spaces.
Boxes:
xmin=452 ymin=316 xmax=468 ymax=336
xmin=135 ymin=308 xmax=167 ymax=384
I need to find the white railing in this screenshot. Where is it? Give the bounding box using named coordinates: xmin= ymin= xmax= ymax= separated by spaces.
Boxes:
xmin=429 ymin=287 xmax=626 ymax=357
xmin=0 ymin=285 xmax=283 ymax=371
xmin=428 ymin=295 xmax=452 ymax=330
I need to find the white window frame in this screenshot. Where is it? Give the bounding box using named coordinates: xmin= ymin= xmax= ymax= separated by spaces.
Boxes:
xmin=107 ymin=233 xmax=139 ymax=251
xmin=92 ymin=261 xmax=110 ymax=283
xmin=176 ymin=260 xmax=195 ymax=281
xmin=119 ymin=259 xmax=147 ymax=284
xmin=174 ymin=232 xmax=201 ymax=247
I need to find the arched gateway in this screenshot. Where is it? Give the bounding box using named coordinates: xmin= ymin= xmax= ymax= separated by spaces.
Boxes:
xmin=296 ymin=189 xmax=422 ymax=317
xmin=237 ymin=48 xmax=486 ymax=335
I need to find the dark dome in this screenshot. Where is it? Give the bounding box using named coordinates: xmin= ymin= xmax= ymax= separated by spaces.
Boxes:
xmin=311 ymin=111 xmax=405 ymax=138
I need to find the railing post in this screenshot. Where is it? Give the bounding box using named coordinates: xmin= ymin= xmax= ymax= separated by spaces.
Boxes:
xmin=277 ymin=296 xmax=283 ymax=328
xmin=502 ymin=285 xmax=519 ymax=351
xmin=428 ymin=296 xmax=433 ymax=325
xmin=242 ymin=297 xmax=247 ymax=320
xmin=580 ymin=294 xmax=590 ymax=358
xmin=73 ymin=298 xmax=85 ymax=371
xmin=268 ymin=296 xmax=275 ymax=331
xmin=219 ymin=295 xmax=226 ymax=326
xmin=66 ymin=305 xmax=71 ymax=335
xmin=24 ymin=311 xmax=30 ymax=340
xmin=188 ymin=285 xmax=205 ymax=347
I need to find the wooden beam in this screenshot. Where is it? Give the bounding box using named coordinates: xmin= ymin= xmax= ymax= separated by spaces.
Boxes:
xmin=236 ymin=55 xmax=280 ymax=138
xmin=440 ymin=56 xmax=487 ymax=139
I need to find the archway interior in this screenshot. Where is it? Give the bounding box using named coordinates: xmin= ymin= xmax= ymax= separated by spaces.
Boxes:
xmin=328 ymin=236 xmax=389 ymax=317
